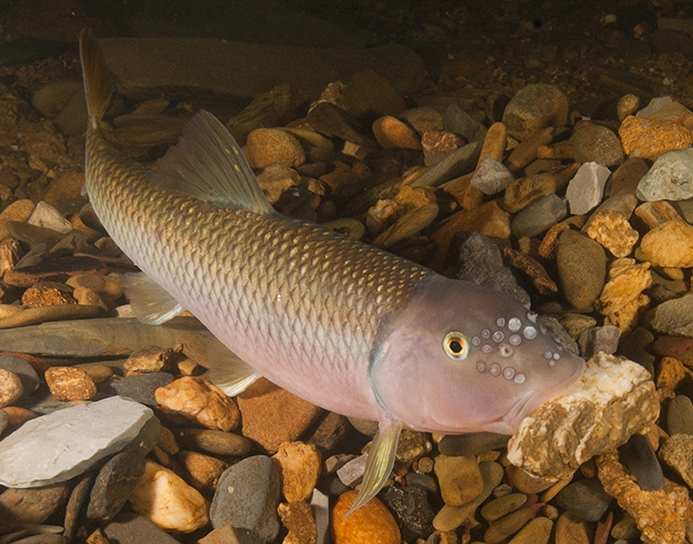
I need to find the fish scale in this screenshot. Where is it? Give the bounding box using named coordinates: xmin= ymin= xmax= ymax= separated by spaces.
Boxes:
xmin=80 ymin=28 xmax=585 ymax=514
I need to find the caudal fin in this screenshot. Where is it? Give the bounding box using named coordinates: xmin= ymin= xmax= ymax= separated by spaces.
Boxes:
xmin=79 ymin=28 xmax=113 ymax=129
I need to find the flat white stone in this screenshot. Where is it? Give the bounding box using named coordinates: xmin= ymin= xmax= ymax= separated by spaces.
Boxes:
xmin=0 ymin=396 xmax=153 ymax=488
xmin=566 ymin=161 xmax=611 ymax=215
xmin=471 ymin=157 xmax=515 ymax=195
xmin=27 ymin=201 xmax=73 ymax=234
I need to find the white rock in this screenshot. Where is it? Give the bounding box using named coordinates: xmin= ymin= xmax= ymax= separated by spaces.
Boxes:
xmin=0 ymin=396 xmax=153 ymax=487
xmin=27 ymin=201 xmax=73 ymax=234
xmin=336 ymin=453 xmax=368 ymax=487
xmin=471 ymin=157 xmax=515 ymax=195
xmin=566 ymin=162 xmax=611 ymax=215
xmin=636 ymin=96 xmax=673 ymax=118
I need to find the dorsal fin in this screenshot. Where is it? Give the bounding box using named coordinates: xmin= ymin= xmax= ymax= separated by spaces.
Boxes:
xmin=79 ymin=28 xmax=114 ymax=129
xmin=151 ymin=110 xmax=275 ymax=214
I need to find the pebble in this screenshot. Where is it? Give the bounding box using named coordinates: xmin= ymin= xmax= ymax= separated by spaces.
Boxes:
xmin=0 ymin=368 xmax=23 ymax=406
xmin=437 ymin=432 xmax=509 ymax=456
xmin=179 ymin=450 xmax=228 ymax=492
xmin=507 ymin=516 xmax=553 ymax=544
xmin=278 ymin=501 xmax=318 ymax=544
xmin=618 ymin=432 xmax=664 ymax=491
xmin=555 ymin=478 xmax=612 ymax=521
xmin=584 ymin=192 xmax=639 ymax=258
xmin=197 ymin=524 xmax=244 ymax=544
xmin=125 ymin=347 xmax=179 ymax=374
xmin=421 ymin=130 xmax=464 ymax=163
xmin=210 ymin=455 xmax=282 ymax=544
xmin=618 ymin=115 xmax=693 ymax=161
xmin=502 ymin=84 xmax=569 ymax=140
xmin=0 ymin=396 xmax=153 ymax=487
xmin=110 ymin=372 xmax=174 ymax=405
xmin=44 ymin=366 xmax=97 ymax=401
xmin=400 ymin=106 xmax=444 ymax=135
xmin=570 ymin=120 xmax=624 ymax=167
xmin=0 ymin=199 xmax=36 ymax=240
xmin=372 ymin=201 xmax=438 ymax=248
xmin=27 ymin=201 xmax=73 ymax=234
xmin=471 ymin=157 xmax=514 ymax=195
xmin=667 ymin=395 xmax=693 ymax=436
xmin=510 ymin=193 xmax=567 ymax=239
xmin=410 ymin=141 xmax=481 ymax=187
xmin=272 ymin=441 xmax=321 ymax=502
xmin=566 ymin=162 xmax=611 ymax=215
xmin=434 ymin=454 xmax=483 ymax=506
xmin=483 ymin=506 xmax=534 ymax=543
xmin=0 ymin=482 xmax=70 ymax=528
xmin=556 ymin=229 xmax=607 ymax=309
xmin=481 ymin=493 xmax=529 ymax=522
xmin=637 ymin=148 xmax=693 ymax=201
xmin=0 ymin=408 xmax=7 ymax=433
xmin=650 ymin=292 xmax=693 ymax=337
xmin=382 ymin=485 xmax=435 ymax=540
xmin=510 ymin=468 xmax=555 ymax=494
xmin=503 ymin=165 xmax=576 ymax=213
xmin=576 ymin=325 xmax=621 ymax=358
xmin=331 ymin=490 xmax=400 ymax=544
xmin=86 ymin=449 xmax=147 ymax=521
xmin=372 ymin=115 xmax=421 ymax=149
xmin=236 ymin=377 xmax=322 ymax=452
xmin=640 ymin=220 xmax=693 ymax=267
xmin=595 ymin=258 xmax=652 ymax=332
xmin=659 ymin=433 xmax=693 ymax=487
xmin=102 ymin=512 xmax=181 ymax=544
xmin=607 ymin=157 xmax=650 ymax=196
xmin=305 ymin=102 xmax=372 ymax=146
xmin=245 ymin=128 xmax=306 ymax=169
xmin=445 ymin=103 xmax=487 ymax=143
xmin=554 ymin=511 xmax=590 ymax=544
xmin=155 ymin=376 xmax=240 ymax=432
xmin=175 ymin=427 xmax=252 ymax=457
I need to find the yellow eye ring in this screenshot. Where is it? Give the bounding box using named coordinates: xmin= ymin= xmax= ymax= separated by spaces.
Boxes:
xmin=443 ymin=331 xmax=469 ymax=360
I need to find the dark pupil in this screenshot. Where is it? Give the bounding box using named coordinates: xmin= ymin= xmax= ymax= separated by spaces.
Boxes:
xmin=449 ymin=340 xmax=462 ymax=353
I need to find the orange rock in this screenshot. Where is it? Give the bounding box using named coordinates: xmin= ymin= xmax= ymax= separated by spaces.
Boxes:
xmin=21 ymin=282 xmax=76 ymax=308
xmin=595 ymin=258 xmax=652 ymax=332
xmin=503 ymin=164 xmax=577 ymax=213
xmin=640 ymin=220 xmax=693 ymax=268
xmin=278 ymin=501 xmax=318 ymax=544
xmin=618 ymin=115 xmax=693 ymax=161
xmin=372 ymin=116 xmax=421 ymax=150
xmin=272 ymin=441 xmax=322 ymax=502
xmin=656 ymin=356 xmax=693 ymax=400
xmin=155 ymin=376 xmax=240 ymax=432
xmin=44 ymin=366 xmax=96 ymax=401
xmin=585 ymin=210 xmax=639 ymax=259
xmin=178 ymin=450 xmax=228 ymax=493
xmin=332 ymin=490 xmax=400 ymax=544
xmin=505 ymin=127 xmax=555 ymax=172
xmin=246 ymin=128 xmax=305 ymax=169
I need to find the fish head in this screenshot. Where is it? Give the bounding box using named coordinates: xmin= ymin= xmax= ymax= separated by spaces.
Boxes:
xmin=370 ymin=275 xmax=585 ymax=435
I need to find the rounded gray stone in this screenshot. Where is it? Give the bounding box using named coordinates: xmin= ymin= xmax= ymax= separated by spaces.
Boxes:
xmin=109 ymin=372 xmax=174 ymax=406
xmin=210 ymin=455 xmax=281 ymax=544
xmin=555 ymin=478 xmax=612 ymax=521
xmin=637 ymin=148 xmax=693 ymax=202
xmin=510 ymin=193 xmax=567 ymax=238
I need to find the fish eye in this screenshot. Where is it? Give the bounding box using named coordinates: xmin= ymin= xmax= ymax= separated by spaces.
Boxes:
xmin=443 ymin=331 xmax=469 ymax=360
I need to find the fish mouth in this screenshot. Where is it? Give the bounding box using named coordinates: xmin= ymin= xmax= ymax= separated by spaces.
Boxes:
xmin=482 ymin=359 xmax=586 ymax=435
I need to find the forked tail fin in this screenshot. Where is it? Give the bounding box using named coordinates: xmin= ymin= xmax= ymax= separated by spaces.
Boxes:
xmin=79 ymin=28 xmax=113 ymax=129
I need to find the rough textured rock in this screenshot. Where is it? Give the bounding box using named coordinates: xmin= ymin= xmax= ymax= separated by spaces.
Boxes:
xmin=595 ymin=258 xmax=652 ymax=332
xmin=556 ymin=230 xmax=607 ymax=309
xmin=0 ymin=396 xmax=153 ymax=488
xmin=272 ymin=441 xmax=322 ymax=503
xmin=507 ymin=353 xmax=659 ymax=481
xmin=636 ymin=147 xmax=693 ymax=201
xmin=619 ymin=115 xmax=693 ymax=161
xmin=649 ymin=293 xmax=693 ymax=337
xmin=639 ymin=220 xmax=693 ymax=268
xmin=502 ymin=83 xmax=569 ymax=141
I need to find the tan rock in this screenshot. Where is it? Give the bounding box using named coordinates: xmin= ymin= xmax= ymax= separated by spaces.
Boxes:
xmin=434 ymin=454 xmax=483 ymax=506
xmin=22 ymin=282 xmax=76 ymax=308
xmin=604 ymin=157 xmax=650 ymax=197
xmin=237 ymin=378 xmax=322 ymax=453
xmin=125 ymin=347 xmax=178 ymax=374
xmin=640 ymin=220 xmax=693 ymax=268
xmin=596 ymin=258 xmax=652 ymax=332
xmin=0 ymin=369 xmax=23 ymax=407
xmin=372 ymin=202 xmax=438 ymax=248
xmin=366 ymin=199 xmax=402 ymax=235
xmin=272 ymin=441 xmax=321 ymax=502
xmin=503 ymin=84 xmax=569 ymax=141
xmin=332 ymin=490 xmax=400 ymax=544
xmin=319 ymin=160 xmax=361 ymax=190
xmin=597 ymin=450 xmax=693 ymax=544
xmin=44 ymin=366 xmax=96 ymax=401
xmin=196 ymin=524 xmax=244 ymax=544
xmin=478 ymin=121 xmax=508 ymax=164
xmin=0 ymin=238 xmax=21 ymax=279
xmin=42 ymin=170 xmax=85 ymax=208
xmin=507 ymin=353 xmax=659 ymax=482
xmin=656 ymin=356 xmax=693 ymax=401
xmin=129 ymin=460 xmax=208 ymax=533
xmin=66 ymin=273 xmax=124 ymax=299
xmin=278 ymin=501 xmax=318 ymax=544
xmin=155 ymin=376 xmax=240 ymax=432
xmin=0 ymin=199 xmax=36 ymax=240
xmin=2 ymin=406 xmax=37 ymax=433
xmin=400 ymin=106 xmax=444 ymax=135
xmin=178 ymin=450 xmax=228 ymax=493
xmin=256 ymin=164 xmax=300 ymax=204
xmin=583 ymin=191 xmax=639 ymax=258
xmin=619 ymin=115 xmax=693 ymax=161
xmin=372 ymin=116 xmax=421 ymax=149
xmin=246 ymin=128 xmax=306 ymax=169
xmin=505 ymin=127 xmax=555 ymax=172
xmin=503 ymin=164 xmax=577 ymax=213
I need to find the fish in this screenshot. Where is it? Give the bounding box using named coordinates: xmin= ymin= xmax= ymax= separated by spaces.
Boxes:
xmin=79 ymin=28 xmax=585 ymax=513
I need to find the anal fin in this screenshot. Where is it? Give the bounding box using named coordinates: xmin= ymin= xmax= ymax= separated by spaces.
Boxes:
xmin=120 ymin=272 xmax=184 ymax=325
xmin=208 ymin=338 xmax=259 ymax=397
xmin=346 ymin=418 xmax=403 ymax=516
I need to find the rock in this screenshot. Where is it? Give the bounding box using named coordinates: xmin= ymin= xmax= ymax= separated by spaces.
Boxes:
xmin=372 ymin=115 xmax=420 ymax=149
xmin=0 ymin=199 xmax=35 ymax=240
xmin=410 ymin=141 xmax=481 ymax=188
xmin=197 ymin=525 xmax=244 ymax=544
xmin=635 ymin=200 xmax=684 ymax=229
xmin=483 ymin=506 xmax=534 ymax=543
xmin=584 ymin=191 xmax=639 ymax=258
xmin=556 ymin=230 xmax=606 ymax=309
xmin=0 ymin=408 xmax=7 ymax=433
xmin=506 ymin=127 xmax=555 ymax=172
xmin=305 ymin=102 xmax=372 ymax=146
xmin=471 ymin=157 xmax=514 ymax=195
xmin=434 ymin=454 xmax=483 ymax=506
xmin=502 ymin=84 xmax=569 ymax=141
xmin=555 ymin=478 xmax=612 ymax=521
xmin=507 ymin=517 xmax=553 ymax=544
xmin=236 ymin=377 xmax=322 ymax=453
xmin=421 ymin=130 xmax=464 ymax=164
xmin=332 ymin=490 xmax=401 ymax=544
xmin=381 ymin=485 xmax=435 ymax=541
xmin=659 ymin=433 xmax=693 ymax=487
xmin=210 ymin=455 xmax=282 ymax=544
xmin=619 ymin=115 xmax=693 ymax=161
xmin=155 ymin=376 xmax=240 ymax=432
xmin=619 ymin=432 xmax=664 ymax=491
xmin=637 ymin=148 xmax=693 ymax=201
xmin=87 ymin=449 xmax=147 ymax=521
xmin=110 ymin=372 xmax=174 ymax=406
xmin=640 ymin=220 xmax=693 ymax=267
xmin=570 ymin=121 xmax=624 ymax=167
xmin=342 ymin=67 xmax=407 ymax=121
xmin=125 ymin=347 xmax=180 ymax=374
xmin=32 ymin=79 xmax=82 ymax=117
xmin=277 ymin=501 xmax=318 ymax=544
xmin=618 ymin=94 xmax=641 ymax=121
xmin=554 ymin=511 xmax=591 ymax=544
xmin=445 ymin=103 xmax=487 ymax=143
xmin=27 ymin=201 xmax=72 ymax=234
xmin=272 ymin=441 xmax=321 ymax=502
xmin=437 ymin=432 xmax=509 ymax=456
xmin=44 ymin=366 xmax=97 ymax=401
xmin=42 ymin=171 xmax=86 ymax=208
xmin=480 ymin=493 xmax=528 ymax=522
xmin=179 ymin=450 xmax=228 ymax=492
xmin=606 ymin=157 xmax=650 ymax=197
xmin=510 ymin=193 xmax=567 ymax=239
xmin=0 ymin=482 xmax=70 ymax=529
xmin=0 ymin=396 xmax=154 ymax=488
xmin=576 ymin=325 xmax=622 ymax=359
xmin=596 ymin=450 xmax=693 ymax=544
xmin=174 ymin=428 xmax=252 ymax=458
xmin=503 ymin=165 xmax=577 ymax=213
xmin=650 ymin=292 xmax=693 ymax=337
xmin=129 ymin=460 xmax=208 ymax=532
xmin=566 ymin=162 xmax=611 ymax=215
xmin=507 ymin=353 xmax=660 ymax=482
xmin=667 ymin=395 xmax=693 ymax=436
xmin=595 ymin=258 xmax=652 ymax=332
xmin=400 ymin=106 xmax=444 ymax=135
xmin=509 ymin=468 xmax=555 ymax=494
xmin=336 ymin=453 xmax=368 ymax=487
xmin=0 ymin=368 xmax=23 ymax=407
xmin=255 ymin=164 xmax=300 ymax=204
xmin=372 ymin=202 xmax=438 ymax=248
xmin=22 ymin=281 xmax=76 ymax=308
xmin=102 ymin=512 xmax=181 ymax=544
xmin=246 ymin=128 xmax=305 ymax=169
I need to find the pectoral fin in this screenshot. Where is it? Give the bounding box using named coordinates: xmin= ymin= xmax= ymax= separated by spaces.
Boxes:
xmin=207 ymin=338 xmax=259 ymax=397
xmin=120 ymin=272 xmax=184 ymax=325
xmin=346 ymin=418 xmax=403 ymax=516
